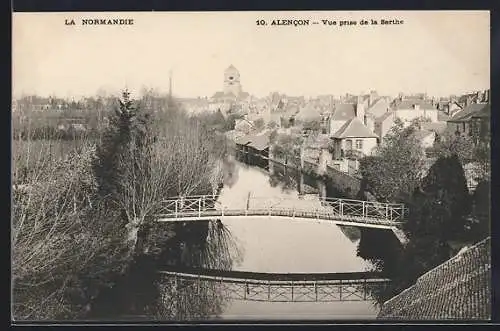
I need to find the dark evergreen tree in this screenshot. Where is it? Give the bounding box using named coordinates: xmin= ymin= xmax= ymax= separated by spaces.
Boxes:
xmin=419 ymin=154 xmax=471 ymax=240
xmin=92 ymin=89 xmax=153 ymax=218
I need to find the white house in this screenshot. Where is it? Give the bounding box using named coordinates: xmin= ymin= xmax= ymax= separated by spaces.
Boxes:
xmin=393 ymin=99 xmax=439 ymax=124
xmin=331 ymin=116 xmax=378 ymax=159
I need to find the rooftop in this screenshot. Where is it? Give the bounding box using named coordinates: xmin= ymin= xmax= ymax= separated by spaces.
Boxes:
xmin=295 ymin=104 xmax=322 ymax=122
xmin=449 ymin=104 xmax=490 ymax=122
xmin=331 ymin=103 xmax=356 ymax=121
xmin=366 ymin=98 xmax=391 ymax=118
xmin=333 ymin=117 xmax=378 ymax=139
xmin=375 ymin=111 xmax=395 ymax=123
xmin=470 ymin=105 xmax=490 ymax=119
xmin=234 ymin=131 xmax=270 ymax=151
xmin=377 ymin=237 xmax=491 ymax=320
xmin=393 ymin=99 xmax=436 ymax=111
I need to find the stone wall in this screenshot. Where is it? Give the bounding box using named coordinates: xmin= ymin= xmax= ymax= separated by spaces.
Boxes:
xmin=325 ymin=165 xmax=361 ymax=198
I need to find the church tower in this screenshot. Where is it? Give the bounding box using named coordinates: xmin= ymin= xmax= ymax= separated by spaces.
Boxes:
xmin=223 ymin=65 xmax=242 ymax=97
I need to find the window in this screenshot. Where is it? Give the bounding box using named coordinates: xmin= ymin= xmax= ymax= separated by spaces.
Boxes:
xmin=345 ymin=139 xmax=353 ymax=150
xmin=355 ymin=139 xmax=363 ymax=149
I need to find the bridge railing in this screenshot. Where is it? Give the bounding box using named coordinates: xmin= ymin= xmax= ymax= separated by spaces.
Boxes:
xmin=157 ymin=195 xmax=407 ymax=223
xmin=158 ymin=270 xmax=392 ymax=302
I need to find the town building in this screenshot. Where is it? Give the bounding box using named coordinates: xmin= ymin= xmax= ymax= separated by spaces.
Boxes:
xmin=294 ymin=103 xmax=322 ymax=133
xmin=328 ymin=103 xmax=356 ymax=135
xmin=391 ymin=96 xmax=439 ymax=125
xmin=446 ymin=103 xmax=490 ymax=139
xmin=330 ymin=117 xmax=378 ymax=160
xmin=373 ymin=111 xmax=396 ymax=143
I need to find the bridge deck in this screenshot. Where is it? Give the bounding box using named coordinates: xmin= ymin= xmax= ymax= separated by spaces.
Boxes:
xmin=155 ymin=209 xmax=404 ymax=226
xmin=157 ymin=266 xmax=388 ymax=282
xmin=154 ymin=196 xmax=409 ymax=243
xmin=157 ymin=267 xmax=391 ymax=302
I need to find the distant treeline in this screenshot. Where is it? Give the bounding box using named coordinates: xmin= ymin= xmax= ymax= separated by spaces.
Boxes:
xmin=12 ymin=125 xmax=102 ymax=141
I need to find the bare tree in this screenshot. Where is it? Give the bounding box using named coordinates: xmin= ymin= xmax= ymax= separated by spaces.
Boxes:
xmin=11 ymin=137 xmax=128 ymax=320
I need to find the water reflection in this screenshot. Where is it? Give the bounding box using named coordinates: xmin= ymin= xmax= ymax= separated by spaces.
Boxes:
xmin=152 ymin=221 xmax=242 ymax=320
xmin=151 ymin=220 xmax=243 ymax=320
xmin=96 ymin=156 xmax=386 ymax=321
xmin=212 ymin=160 xmax=380 ymax=319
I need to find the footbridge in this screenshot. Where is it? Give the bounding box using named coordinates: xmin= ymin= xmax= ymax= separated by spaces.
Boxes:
xmin=154 ymin=195 xmax=408 ymax=243
xmin=158 ymin=267 xmax=391 ymax=302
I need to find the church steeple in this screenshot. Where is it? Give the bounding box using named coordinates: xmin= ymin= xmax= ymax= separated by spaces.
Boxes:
xmin=223 ymin=65 xmax=242 ymax=96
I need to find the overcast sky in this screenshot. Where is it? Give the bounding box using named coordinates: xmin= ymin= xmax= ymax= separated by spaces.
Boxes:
xmin=13 ymin=11 xmax=490 ymax=99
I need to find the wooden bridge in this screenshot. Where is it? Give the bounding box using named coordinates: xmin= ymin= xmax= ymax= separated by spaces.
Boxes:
xmin=158 ymin=267 xmax=391 ymax=303
xmin=154 ymin=195 xmax=408 ymax=243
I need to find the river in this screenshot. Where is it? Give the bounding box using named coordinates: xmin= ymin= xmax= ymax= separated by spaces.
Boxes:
xmin=90 ymin=158 xmax=381 ymax=321
xmin=212 ymin=161 xmax=379 ymax=320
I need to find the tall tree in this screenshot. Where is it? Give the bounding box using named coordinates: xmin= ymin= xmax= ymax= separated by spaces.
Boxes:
xmin=432 ymin=131 xmax=475 ymax=164
xmin=358 ymin=118 xmax=425 ymax=203
xmin=407 ymin=154 xmax=471 ymax=241
xmin=92 ymin=90 xmax=167 ymax=255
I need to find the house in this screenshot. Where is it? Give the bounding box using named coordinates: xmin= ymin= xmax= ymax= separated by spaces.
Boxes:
xmin=378 ymin=237 xmax=491 ymax=320
xmin=365 ymin=97 xmax=392 ymax=119
xmin=392 ymin=98 xmax=439 ymax=124
xmin=57 ymin=118 xmax=88 ymax=132
xmin=271 ymin=104 xmax=299 ymax=128
xmin=469 ymin=106 xmax=490 ymax=144
xmin=234 ymin=131 xmax=271 ymax=168
xmin=330 ymin=116 xmax=378 ymax=160
xmin=295 ymin=104 xmax=322 ymax=133
xmin=328 ymin=103 xmax=356 ymax=135
xmin=373 ymin=111 xmax=396 ymax=142
xmin=446 ymin=103 xmax=490 ymax=138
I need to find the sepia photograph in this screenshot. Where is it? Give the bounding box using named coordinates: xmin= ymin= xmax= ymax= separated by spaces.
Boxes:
xmin=11 ymin=10 xmax=491 ymax=322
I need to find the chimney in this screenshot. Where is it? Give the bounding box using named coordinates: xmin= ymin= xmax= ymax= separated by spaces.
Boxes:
xmin=365 ymin=114 xmax=375 ymax=133
xmin=466 ymin=95 xmax=472 ymax=107
xmin=356 ymin=101 xmax=365 ymax=122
